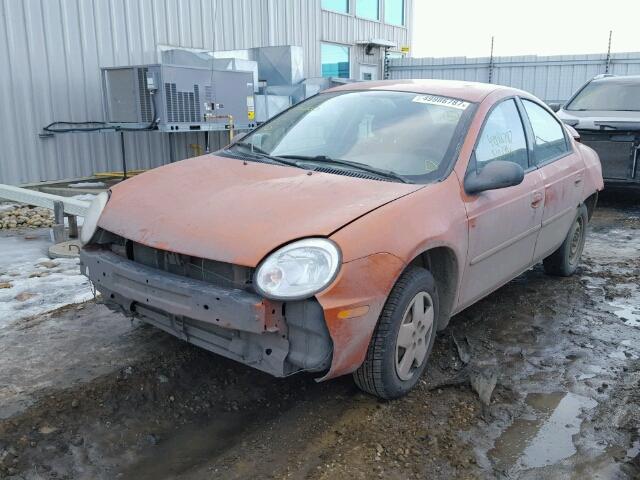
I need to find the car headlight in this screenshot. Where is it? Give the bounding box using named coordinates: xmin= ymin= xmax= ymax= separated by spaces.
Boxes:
xmin=80 ymin=192 xmax=109 ymax=245
xmin=254 ymin=238 xmax=341 ymax=300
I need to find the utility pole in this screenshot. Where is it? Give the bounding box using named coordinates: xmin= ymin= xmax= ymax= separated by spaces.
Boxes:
xmin=605 ymin=30 xmax=613 ymax=73
xmin=488 ymin=36 xmax=495 ymax=83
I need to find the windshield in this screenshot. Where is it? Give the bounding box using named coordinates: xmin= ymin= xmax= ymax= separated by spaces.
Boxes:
xmin=230 ymin=90 xmax=474 ymax=183
xmin=567 ymin=81 xmax=640 ymax=111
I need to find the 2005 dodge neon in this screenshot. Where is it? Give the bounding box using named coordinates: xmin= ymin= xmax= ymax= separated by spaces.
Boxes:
xmin=80 ymin=79 xmax=603 ymax=399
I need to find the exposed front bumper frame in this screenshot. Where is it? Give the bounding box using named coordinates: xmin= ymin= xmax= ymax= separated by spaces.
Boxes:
xmin=80 ymin=248 xmax=332 ymax=377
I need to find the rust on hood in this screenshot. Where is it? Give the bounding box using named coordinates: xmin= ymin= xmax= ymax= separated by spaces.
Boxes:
xmin=98 ymin=155 xmax=422 ymax=266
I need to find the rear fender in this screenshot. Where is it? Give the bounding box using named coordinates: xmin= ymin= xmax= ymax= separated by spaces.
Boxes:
xmin=577 ymin=142 xmax=604 ymax=199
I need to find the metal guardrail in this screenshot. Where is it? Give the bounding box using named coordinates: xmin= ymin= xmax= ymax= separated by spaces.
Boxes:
xmin=0 ymin=184 xmax=90 ymax=217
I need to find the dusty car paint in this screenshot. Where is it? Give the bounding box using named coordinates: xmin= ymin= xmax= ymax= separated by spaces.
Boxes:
xmin=86 ymin=79 xmax=604 ymax=383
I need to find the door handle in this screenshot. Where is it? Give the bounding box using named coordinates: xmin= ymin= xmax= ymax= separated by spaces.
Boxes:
xmin=531 ymin=192 xmax=544 ymax=208
xmin=574 ymin=174 xmax=583 ymax=185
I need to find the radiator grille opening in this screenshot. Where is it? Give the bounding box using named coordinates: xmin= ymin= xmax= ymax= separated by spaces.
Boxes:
xmin=579 ymin=130 xmax=637 ymax=180
xmin=106 ymin=234 xmax=254 ymax=292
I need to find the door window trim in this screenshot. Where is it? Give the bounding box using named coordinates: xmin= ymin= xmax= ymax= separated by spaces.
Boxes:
xmin=517 ymin=96 xmax=574 ymax=167
xmin=466 ymin=96 xmax=536 ymax=177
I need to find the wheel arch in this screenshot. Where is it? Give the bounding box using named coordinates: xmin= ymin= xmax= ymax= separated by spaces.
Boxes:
xmin=583 ymin=191 xmax=598 ymax=221
xmin=408 ymin=246 xmax=459 ymax=331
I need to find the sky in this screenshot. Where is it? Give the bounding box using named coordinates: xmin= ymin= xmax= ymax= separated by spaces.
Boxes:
xmin=411 ymin=0 xmax=640 ymax=58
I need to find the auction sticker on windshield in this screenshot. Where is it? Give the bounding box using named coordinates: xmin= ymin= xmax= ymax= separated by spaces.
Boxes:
xmin=412 ymin=95 xmax=470 ymax=110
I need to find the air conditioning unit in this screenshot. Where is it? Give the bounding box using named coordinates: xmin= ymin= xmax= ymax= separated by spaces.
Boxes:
xmin=101 ymin=64 xmax=256 ymax=132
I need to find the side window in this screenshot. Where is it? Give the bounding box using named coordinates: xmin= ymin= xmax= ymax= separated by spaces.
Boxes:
xmin=521 ymin=99 xmax=569 ymax=164
xmin=475 ymin=99 xmax=529 ymax=170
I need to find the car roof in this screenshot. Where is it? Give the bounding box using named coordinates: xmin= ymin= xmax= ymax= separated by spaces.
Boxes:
xmin=325 ymin=79 xmax=517 ymax=103
xmin=592 ymin=74 xmax=640 ymax=84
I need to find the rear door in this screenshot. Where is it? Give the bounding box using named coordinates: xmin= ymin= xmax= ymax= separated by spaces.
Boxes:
xmin=519 ymin=98 xmax=585 ymax=261
xmin=459 ymin=98 xmax=545 ymax=307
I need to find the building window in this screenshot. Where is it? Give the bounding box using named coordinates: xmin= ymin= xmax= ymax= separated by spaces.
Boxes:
xmin=357 ymin=0 xmax=379 ymax=20
xmin=385 ymin=0 xmax=404 ymax=25
xmin=322 ymin=0 xmax=349 ymax=14
xmin=321 ymin=43 xmax=350 ymax=78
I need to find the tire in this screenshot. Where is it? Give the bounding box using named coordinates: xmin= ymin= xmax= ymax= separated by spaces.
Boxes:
xmin=353 ymin=267 xmax=439 ymax=400
xmin=543 ymin=204 xmax=588 ymax=277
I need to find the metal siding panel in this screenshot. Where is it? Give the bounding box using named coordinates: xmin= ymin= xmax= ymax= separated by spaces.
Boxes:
xmin=1 ymin=0 xmax=413 ymax=184
xmin=389 ymin=51 xmax=640 ymax=105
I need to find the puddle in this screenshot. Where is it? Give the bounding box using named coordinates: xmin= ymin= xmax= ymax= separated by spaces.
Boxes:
xmin=490 ymin=392 xmax=597 ymax=472
xmin=118 ymin=411 xmax=255 ymax=479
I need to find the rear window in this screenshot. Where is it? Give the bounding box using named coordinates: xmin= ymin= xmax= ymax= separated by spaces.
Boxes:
xmin=567 ymin=81 xmax=640 ymax=111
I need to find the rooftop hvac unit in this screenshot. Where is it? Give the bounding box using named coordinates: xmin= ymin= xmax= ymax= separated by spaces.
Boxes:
xmin=101 ymin=64 xmax=256 ymax=132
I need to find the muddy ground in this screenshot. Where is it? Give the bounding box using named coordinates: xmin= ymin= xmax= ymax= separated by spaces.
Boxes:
xmin=1 ymin=192 xmax=639 ymax=480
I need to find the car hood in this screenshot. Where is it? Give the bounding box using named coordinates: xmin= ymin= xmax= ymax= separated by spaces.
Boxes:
xmin=97 ymin=154 xmax=422 ymax=266
xmin=558 ymin=109 xmax=640 ymax=131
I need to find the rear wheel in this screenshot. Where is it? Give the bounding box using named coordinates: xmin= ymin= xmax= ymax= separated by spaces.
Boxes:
xmin=543 ymin=204 xmax=588 ymax=276
xmin=353 ymin=267 xmax=438 ymax=399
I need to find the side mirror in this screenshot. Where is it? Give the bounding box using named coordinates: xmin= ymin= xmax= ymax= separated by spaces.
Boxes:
xmin=465 ymin=160 xmax=525 ymax=195
xmin=548 ymin=103 xmax=562 ymax=113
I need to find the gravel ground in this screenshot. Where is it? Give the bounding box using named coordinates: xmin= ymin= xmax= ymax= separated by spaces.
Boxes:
xmin=0 ymin=192 xmax=638 ymax=480
xmin=0 ymin=204 xmax=54 ymax=230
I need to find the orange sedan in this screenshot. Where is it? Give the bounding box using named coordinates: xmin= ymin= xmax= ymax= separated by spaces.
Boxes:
xmin=80 ymin=80 xmax=603 ymax=399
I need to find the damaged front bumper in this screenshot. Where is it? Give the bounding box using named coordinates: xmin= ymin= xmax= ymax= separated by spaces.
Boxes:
xmin=80 ymin=248 xmax=332 ymax=377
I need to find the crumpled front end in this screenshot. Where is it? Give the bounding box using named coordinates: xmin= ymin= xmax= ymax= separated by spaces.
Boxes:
xmin=80 ymin=230 xmax=333 ymax=377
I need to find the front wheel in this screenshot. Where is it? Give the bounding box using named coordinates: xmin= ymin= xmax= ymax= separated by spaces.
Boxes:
xmin=543 ymin=204 xmax=588 ymax=277
xmin=353 ymin=267 xmax=439 ymax=399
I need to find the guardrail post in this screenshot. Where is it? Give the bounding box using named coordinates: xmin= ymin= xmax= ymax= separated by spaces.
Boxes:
xmin=52 ymin=200 xmax=65 ymax=244
xmin=67 ymin=214 xmax=79 ymax=238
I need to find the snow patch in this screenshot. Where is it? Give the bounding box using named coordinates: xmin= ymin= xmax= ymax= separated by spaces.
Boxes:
xmin=0 ymin=231 xmax=94 ymax=328
xmin=68 ymin=182 xmax=106 ymax=188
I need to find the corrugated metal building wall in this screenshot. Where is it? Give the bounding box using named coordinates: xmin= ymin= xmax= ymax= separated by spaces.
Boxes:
xmin=389 ymin=52 xmax=640 ymax=103
xmin=0 ymin=0 xmax=412 ymax=185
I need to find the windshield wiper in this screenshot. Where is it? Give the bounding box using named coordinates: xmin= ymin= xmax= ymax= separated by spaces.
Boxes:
xmin=227 ymin=142 xmax=301 ymax=168
xmin=277 ymin=155 xmax=409 ymax=183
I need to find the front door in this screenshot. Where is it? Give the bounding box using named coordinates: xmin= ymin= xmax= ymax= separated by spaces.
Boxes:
xmin=518 ymin=98 xmax=585 ymax=261
xmin=459 ymin=98 xmax=545 ymax=307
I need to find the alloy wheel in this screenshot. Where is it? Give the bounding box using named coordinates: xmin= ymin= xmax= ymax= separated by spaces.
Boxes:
xmin=395 ymin=292 xmax=435 ymax=381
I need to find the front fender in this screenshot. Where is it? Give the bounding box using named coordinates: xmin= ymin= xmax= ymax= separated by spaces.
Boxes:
xmin=315 ymin=252 xmax=406 ymax=381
